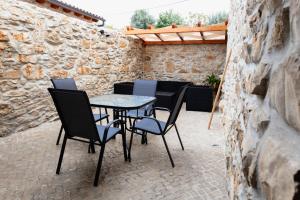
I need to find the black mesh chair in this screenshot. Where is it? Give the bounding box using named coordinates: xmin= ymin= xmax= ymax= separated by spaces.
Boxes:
xmin=51 ymin=78 xmax=109 ymax=145
xmin=128 ymin=86 xmax=188 ymax=167
xmin=126 ymin=80 xmax=157 ymax=144
xmin=127 ymin=80 xmax=157 ymax=118
xmin=48 ymin=88 xmax=127 ymax=186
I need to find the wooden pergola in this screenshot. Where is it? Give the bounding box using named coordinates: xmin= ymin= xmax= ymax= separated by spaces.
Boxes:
xmin=125 ymin=22 xmax=227 ymax=45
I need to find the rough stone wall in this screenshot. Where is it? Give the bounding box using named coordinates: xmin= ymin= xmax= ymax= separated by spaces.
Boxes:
xmin=143 ymin=44 xmax=226 ymax=85
xmin=0 ymin=0 xmax=143 ymax=136
xmin=222 ymin=0 xmax=300 ymax=199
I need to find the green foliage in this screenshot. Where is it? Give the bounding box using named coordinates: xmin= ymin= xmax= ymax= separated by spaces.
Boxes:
xmin=156 ymin=10 xmax=185 ymax=28
xmin=207 ymin=11 xmax=228 ymax=25
xmin=185 ymin=12 xmax=208 ymax=26
xmin=206 ymin=73 xmax=220 ymax=88
xmin=131 ymin=9 xmax=156 ymax=29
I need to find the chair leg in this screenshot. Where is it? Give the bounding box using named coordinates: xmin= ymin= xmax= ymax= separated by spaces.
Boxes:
xmin=56 ymin=125 xmax=63 ymax=145
xmin=128 ymin=129 xmax=134 ymax=162
xmin=141 ymin=131 xmax=148 ymax=145
xmin=141 ymin=132 xmax=145 ymax=144
xmin=129 ymin=118 xmax=133 ymax=129
xmin=145 ymin=133 xmax=148 ymax=144
xmin=105 ymin=108 xmax=109 ymax=124
xmin=161 ymin=135 xmax=175 ymax=168
xmin=89 ymin=140 xmax=96 ymax=154
xmin=56 ymin=135 xmax=67 ymax=174
xmin=153 ymin=110 xmax=157 ymax=119
xmin=121 ymin=125 xmax=128 ymax=161
xmin=94 ymin=144 xmax=106 ymax=187
xmin=174 ymin=124 xmax=184 ymax=150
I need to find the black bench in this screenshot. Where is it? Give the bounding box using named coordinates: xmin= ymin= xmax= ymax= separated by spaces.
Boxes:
xmin=114 ymin=80 xmax=192 ymax=110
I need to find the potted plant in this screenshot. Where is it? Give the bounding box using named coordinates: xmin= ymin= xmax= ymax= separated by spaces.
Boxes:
xmin=206 ymin=73 xmax=221 ymax=95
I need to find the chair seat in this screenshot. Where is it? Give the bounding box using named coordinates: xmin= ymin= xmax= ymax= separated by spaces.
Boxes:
xmin=93 ymin=113 xmax=109 ymax=122
xmin=134 ymin=118 xmax=166 ymax=134
xmin=97 ymin=125 xmax=120 ymax=142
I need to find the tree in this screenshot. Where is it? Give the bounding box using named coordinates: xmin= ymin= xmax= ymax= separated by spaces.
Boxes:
xmin=207 ymin=11 xmax=228 ymax=25
xmin=156 ymin=10 xmax=185 ymax=28
xmin=130 ymin=9 xmax=156 ymax=29
xmin=185 ymin=12 xmax=208 ymax=26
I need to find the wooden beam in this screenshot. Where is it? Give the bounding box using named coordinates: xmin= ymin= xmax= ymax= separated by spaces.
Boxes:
xmin=62 ymin=8 xmax=71 ymax=13
xmin=74 ymin=12 xmax=82 ymax=17
xmin=143 ymin=40 xmax=226 ymax=45
xmin=84 ymin=16 xmax=92 ymax=20
xmin=200 ymin=31 xmax=205 ymax=40
xmin=50 ymin=3 xmax=59 ymax=9
xmin=125 ymin=24 xmax=227 ymax=35
xmin=155 ymin=34 xmax=163 ymax=41
xmin=135 ymin=35 xmax=145 ymax=41
xmin=208 ymin=50 xmax=232 ymax=129
xmin=176 ymin=33 xmax=184 ymax=41
xmin=36 ymin=0 xmax=46 ymax=3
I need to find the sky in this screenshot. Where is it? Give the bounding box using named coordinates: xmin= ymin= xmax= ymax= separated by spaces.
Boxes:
xmin=63 ymin=0 xmax=230 ymax=29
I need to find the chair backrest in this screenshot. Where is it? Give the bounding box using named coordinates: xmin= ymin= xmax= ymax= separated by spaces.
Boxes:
xmin=51 ymin=78 xmax=78 ymax=90
xmin=166 ymin=86 xmax=188 ymax=127
xmin=133 ymin=80 xmax=157 ymax=97
xmin=48 ymin=88 xmax=100 ymax=141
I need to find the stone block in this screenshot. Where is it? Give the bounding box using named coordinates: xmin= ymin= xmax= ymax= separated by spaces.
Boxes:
xmin=0 ymin=103 xmax=13 ymax=116
xmin=0 ymin=69 xmax=21 ymax=79
xmin=22 ymin=64 xmax=44 ymax=80
xmin=77 ymin=66 xmax=92 ymax=75
xmin=34 ymin=45 xmax=45 ymax=54
xmin=144 ymin=63 xmax=152 ymax=72
xmin=18 ymin=54 xmax=37 ymax=63
xmin=119 ymin=39 xmax=128 ymax=48
xmin=258 ymin=112 xmax=300 ymax=200
xmin=249 ymin=63 xmax=271 ymax=96
xmin=49 ymin=69 xmax=68 ymax=79
xmin=45 ymin=31 xmax=63 ymax=45
xmin=165 ymin=61 xmax=175 ymax=73
xmin=13 ymin=33 xmax=24 ymax=42
xmin=0 ymin=31 xmax=9 ymax=41
xmin=81 ymin=39 xmax=90 ymax=48
xmin=0 ymin=43 xmax=8 ymax=51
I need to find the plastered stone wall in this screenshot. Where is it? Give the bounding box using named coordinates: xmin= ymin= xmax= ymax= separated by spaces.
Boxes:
xmin=222 ymin=0 xmax=300 ymax=199
xmin=143 ymin=44 xmax=226 ymax=85
xmin=0 ymin=0 xmax=143 ymax=136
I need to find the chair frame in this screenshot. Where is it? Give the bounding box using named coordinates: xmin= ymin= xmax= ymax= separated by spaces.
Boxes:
xmin=126 ymin=80 xmax=158 ymax=144
xmin=128 ymin=86 xmax=188 ymax=167
xmin=48 ymin=88 xmax=127 ymax=186
xmin=50 ymin=78 xmax=109 ymax=145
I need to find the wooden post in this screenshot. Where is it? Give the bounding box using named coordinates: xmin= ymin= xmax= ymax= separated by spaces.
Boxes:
xmin=208 ymin=50 xmax=232 ymax=129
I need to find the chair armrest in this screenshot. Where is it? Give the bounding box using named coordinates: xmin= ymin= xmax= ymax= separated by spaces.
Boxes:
xmin=149 ymin=106 xmax=171 ymax=116
xmin=103 ymin=119 xmax=122 ymax=142
xmin=132 ymin=116 xmax=163 ymax=133
xmin=152 ymin=107 xmax=171 ymax=112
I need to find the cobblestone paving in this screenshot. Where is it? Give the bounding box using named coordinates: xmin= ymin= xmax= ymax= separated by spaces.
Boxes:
xmin=0 ymin=106 xmax=227 ymax=200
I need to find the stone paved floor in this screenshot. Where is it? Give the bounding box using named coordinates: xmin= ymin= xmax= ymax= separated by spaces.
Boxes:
xmin=0 ymin=105 xmax=227 ymax=200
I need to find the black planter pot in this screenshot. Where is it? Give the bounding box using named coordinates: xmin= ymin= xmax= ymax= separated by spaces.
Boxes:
xmin=186 ymin=85 xmax=213 ymax=112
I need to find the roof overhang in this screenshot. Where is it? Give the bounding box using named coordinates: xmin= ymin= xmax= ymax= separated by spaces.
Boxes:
xmin=35 ymin=0 xmax=105 ymax=25
xmin=125 ymin=22 xmax=228 ymax=45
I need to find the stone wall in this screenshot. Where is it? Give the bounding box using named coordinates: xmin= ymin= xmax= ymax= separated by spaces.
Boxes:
xmin=222 ymin=0 xmax=300 ymax=199
xmin=143 ymin=44 xmax=226 ymax=85
xmin=0 ymin=0 xmax=227 ymax=136
xmin=0 ymin=0 xmax=143 ymax=136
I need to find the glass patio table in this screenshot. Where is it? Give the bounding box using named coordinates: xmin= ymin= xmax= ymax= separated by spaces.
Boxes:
xmin=89 ymin=94 xmax=156 ymax=110
xmin=90 ymin=94 xmax=156 ymax=140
